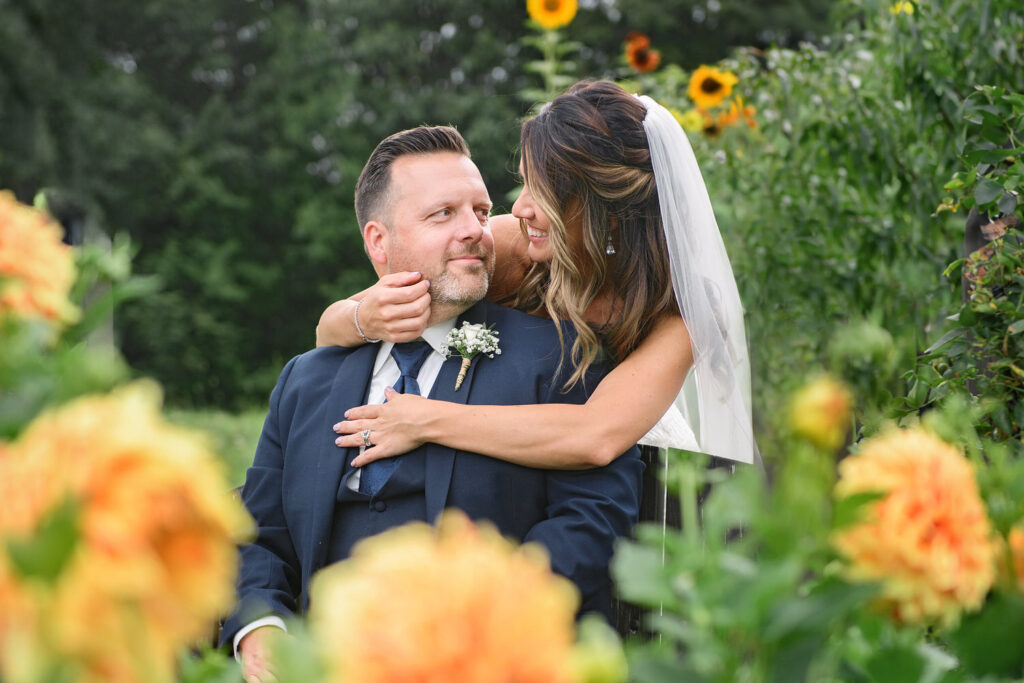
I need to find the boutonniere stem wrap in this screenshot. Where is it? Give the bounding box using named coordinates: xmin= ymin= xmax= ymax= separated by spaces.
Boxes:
xmin=444 ymin=322 xmax=501 ymax=390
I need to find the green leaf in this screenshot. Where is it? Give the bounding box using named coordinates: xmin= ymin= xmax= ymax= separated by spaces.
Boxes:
xmin=946 ymin=591 xmax=1024 ymax=676
xmin=610 ymin=540 xmax=675 ymax=607
xmin=1008 ymin=319 xmax=1024 ymax=335
xmin=833 ymin=491 xmax=886 ymax=528
xmin=975 ymin=177 xmax=1004 ymax=204
xmin=864 ymin=645 xmax=926 ymax=683
xmin=964 ymin=147 xmax=1017 ymax=166
xmin=998 ymin=191 xmax=1018 ymax=215
xmin=6 ymin=496 xmax=80 ymax=583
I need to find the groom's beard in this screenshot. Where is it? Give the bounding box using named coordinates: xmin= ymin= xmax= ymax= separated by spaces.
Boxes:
xmin=429 ymin=245 xmax=494 ymax=308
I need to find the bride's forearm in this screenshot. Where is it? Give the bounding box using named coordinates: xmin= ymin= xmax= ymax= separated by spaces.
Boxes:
xmin=419 ymin=314 xmax=692 ymax=468
xmin=419 ymin=401 xmax=631 ymax=469
xmin=315 ymin=297 xmax=365 ymax=348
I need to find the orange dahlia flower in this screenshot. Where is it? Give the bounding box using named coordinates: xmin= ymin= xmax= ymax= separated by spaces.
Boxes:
xmin=625 ymin=32 xmax=661 ymax=73
xmin=0 ymin=383 xmax=253 ymax=682
xmin=788 ymin=375 xmax=853 ymax=451
xmin=1009 ymin=525 xmax=1024 ymax=592
xmin=687 ymin=65 xmax=739 ymax=110
xmin=0 ymin=191 xmax=78 ymax=325
xmin=831 ymin=428 xmax=997 ymax=628
xmin=527 ymin=0 xmax=578 ymax=30
xmin=310 ymin=510 xmax=580 ymax=683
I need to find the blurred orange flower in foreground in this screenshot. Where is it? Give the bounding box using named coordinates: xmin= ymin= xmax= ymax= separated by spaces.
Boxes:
xmin=0 ymin=382 xmax=253 ymax=682
xmin=527 ymin=0 xmax=578 ymax=30
xmin=788 ymin=375 xmax=852 ymax=451
xmin=1009 ymin=525 xmax=1024 ymax=592
xmin=625 ymin=32 xmax=661 ymax=73
xmin=310 ymin=511 xmax=580 ymax=683
xmin=687 ymin=65 xmax=739 ymax=110
xmin=0 ymin=191 xmax=78 ymax=325
xmin=832 ymin=428 xmax=997 ymax=628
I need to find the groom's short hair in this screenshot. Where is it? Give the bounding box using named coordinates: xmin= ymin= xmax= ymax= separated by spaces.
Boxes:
xmin=355 ymin=125 xmax=471 ymax=229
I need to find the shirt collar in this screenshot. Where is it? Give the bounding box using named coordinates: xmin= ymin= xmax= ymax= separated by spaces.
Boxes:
xmin=372 ymin=316 xmax=457 ymax=377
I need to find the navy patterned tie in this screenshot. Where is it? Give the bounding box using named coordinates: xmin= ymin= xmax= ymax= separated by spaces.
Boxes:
xmin=359 ymin=341 xmax=433 ymax=494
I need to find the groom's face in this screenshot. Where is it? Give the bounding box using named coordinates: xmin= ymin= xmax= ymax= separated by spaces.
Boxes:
xmin=371 ymin=152 xmax=495 ymax=315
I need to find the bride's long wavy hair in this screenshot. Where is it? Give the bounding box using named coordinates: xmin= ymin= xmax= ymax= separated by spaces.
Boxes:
xmin=515 ymin=80 xmax=677 ymax=389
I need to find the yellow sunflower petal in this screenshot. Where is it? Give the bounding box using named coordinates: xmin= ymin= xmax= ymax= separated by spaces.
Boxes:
xmin=527 ymin=0 xmax=578 ymax=30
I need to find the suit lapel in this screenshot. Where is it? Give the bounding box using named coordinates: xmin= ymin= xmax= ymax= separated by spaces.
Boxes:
xmin=308 ymin=343 xmax=378 ymax=572
xmin=424 ymin=301 xmax=490 ymax=523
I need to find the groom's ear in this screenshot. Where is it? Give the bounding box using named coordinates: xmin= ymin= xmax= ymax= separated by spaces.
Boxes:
xmin=363 ymin=220 xmax=390 ymax=269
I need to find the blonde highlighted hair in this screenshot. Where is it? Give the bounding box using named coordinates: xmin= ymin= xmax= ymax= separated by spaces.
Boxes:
xmin=515 ymin=81 xmax=677 ymax=389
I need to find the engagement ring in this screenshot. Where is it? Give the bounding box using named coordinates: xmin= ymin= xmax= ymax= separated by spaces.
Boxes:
xmin=361 ymin=429 xmax=372 ymax=447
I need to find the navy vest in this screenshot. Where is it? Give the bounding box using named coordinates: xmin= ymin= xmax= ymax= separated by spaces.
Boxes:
xmin=328 ymin=442 xmax=429 ymax=561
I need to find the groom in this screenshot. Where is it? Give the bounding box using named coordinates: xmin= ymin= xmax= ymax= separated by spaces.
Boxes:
xmin=222 ymin=125 xmax=642 ymax=676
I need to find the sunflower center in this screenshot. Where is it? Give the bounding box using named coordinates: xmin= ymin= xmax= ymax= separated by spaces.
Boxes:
xmin=700 ymin=77 xmax=723 ymax=95
xmin=544 ymin=0 xmax=560 ymax=11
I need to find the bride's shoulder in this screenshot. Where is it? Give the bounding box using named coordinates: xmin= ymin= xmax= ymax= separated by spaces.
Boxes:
xmin=486 ymin=214 xmax=532 ymax=304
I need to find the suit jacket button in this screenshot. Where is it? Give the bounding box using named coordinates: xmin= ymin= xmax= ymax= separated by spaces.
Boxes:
xmin=373 ymin=500 xmax=387 ymax=512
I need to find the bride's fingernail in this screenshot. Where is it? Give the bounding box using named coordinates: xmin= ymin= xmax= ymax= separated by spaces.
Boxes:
xmin=343 ymin=410 xmax=351 ymax=418
xmin=336 ymin=437 xmax=345 ymax=446
xmin=333 ymin=423 xmax=342 ymax=431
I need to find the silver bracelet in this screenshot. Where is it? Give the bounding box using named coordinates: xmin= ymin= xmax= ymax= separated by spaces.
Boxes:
xmin=353 ymin=299 xmax=381 ymax=344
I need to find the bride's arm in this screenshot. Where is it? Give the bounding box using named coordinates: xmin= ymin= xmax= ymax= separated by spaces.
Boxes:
xmin=315 ymin=272 xmax=431 ymax=347
xmin=314 ymin=215 xmax=529 ymax=347
xmin=339 ymin=313 xmax=693 ymax=469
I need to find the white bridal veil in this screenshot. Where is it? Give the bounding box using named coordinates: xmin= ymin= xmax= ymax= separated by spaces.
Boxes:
xmin=634 ymin=95 xmax=758 ymax=466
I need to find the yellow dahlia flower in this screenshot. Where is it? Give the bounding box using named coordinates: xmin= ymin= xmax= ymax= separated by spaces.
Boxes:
xmin=310 ymin=510 xmax=580 ymax=683
xmin=788 ymin=375 xmax=853 ymax=451
xmin=0 ymin=383 xmax=253 ymax=682
xmin=687 ymin=65 xmax=739 ymax=110
xmin=0 ymin=191 xmax=78 ymax=325
xmin=831 ymin=428 xmax=997 ymax=628
xmin=527 ymin=0 xmax=578 ymax=30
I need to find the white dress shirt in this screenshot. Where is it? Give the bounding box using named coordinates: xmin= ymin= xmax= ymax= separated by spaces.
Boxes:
xmin=234 ymin=317 xmax=456 ymax=657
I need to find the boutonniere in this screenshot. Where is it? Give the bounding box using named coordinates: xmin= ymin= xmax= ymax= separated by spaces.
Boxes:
xmin=444 ymin=321 xmax=501 ymax=390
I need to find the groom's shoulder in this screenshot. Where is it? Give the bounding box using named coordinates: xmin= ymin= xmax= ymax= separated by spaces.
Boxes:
xmin=272 ymin=344 xmax=360 ymax=391
xmin=481 ymin=300 xmax=562 ymax=340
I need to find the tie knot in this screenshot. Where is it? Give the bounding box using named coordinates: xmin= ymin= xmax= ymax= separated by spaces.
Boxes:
xmin=390 ymin=341 xmax=433 ymax=378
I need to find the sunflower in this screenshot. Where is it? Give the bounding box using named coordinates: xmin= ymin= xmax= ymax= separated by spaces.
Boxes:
xmin=671 ymin=107 xmax=705 ymax=133
xmin=624 ymin=32 xmax=661 ymax=73
xmin=687 ymin=65 xmax=739 ymax=110
xmin=527 ymin=0 xmax=578 ymax=30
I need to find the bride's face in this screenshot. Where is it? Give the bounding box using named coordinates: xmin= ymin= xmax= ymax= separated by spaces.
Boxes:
xmin=511 ymin=161 xmax=586 ymax=265
xmin=511 ymin=163 xmax=553 ymax=263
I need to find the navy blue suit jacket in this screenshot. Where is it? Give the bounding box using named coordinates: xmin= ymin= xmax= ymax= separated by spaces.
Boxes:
xmin=222 ymin=300 xmax=643 ymax=645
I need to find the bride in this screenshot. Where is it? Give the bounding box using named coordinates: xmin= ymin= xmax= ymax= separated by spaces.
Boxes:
xmin=316 ymin=80 xmax=757 ymax=469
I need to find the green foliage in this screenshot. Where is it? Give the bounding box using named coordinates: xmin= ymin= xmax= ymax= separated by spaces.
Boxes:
xmin=0 ymin=236 xmax=146 ymax=438
xmin=166 ymin=407 xmax=266 ymax=488
xmin=616 ymin=403 xmax=1024 ymax=681
xmin=606 ymin=0 xmax=1024 ymax=452
xmin=906 ymin=87 xmax=1024 ymax=443
xmin=0 ymin=0 xmax=836 ymax=410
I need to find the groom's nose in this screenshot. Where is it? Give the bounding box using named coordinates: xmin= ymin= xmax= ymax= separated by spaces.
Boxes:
xmin=453 ymin=208 xmax=484 ymax=242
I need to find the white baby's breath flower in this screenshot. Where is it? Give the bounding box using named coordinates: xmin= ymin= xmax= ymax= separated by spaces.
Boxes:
xmin=444 ymin=322 xmax=501 ymax=390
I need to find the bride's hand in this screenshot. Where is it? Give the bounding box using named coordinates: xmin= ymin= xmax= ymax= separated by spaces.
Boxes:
xmin=334 ymin=388 xmax=429 ymax=464
xmin=317 ymin=272 xmax=431 ymax=347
